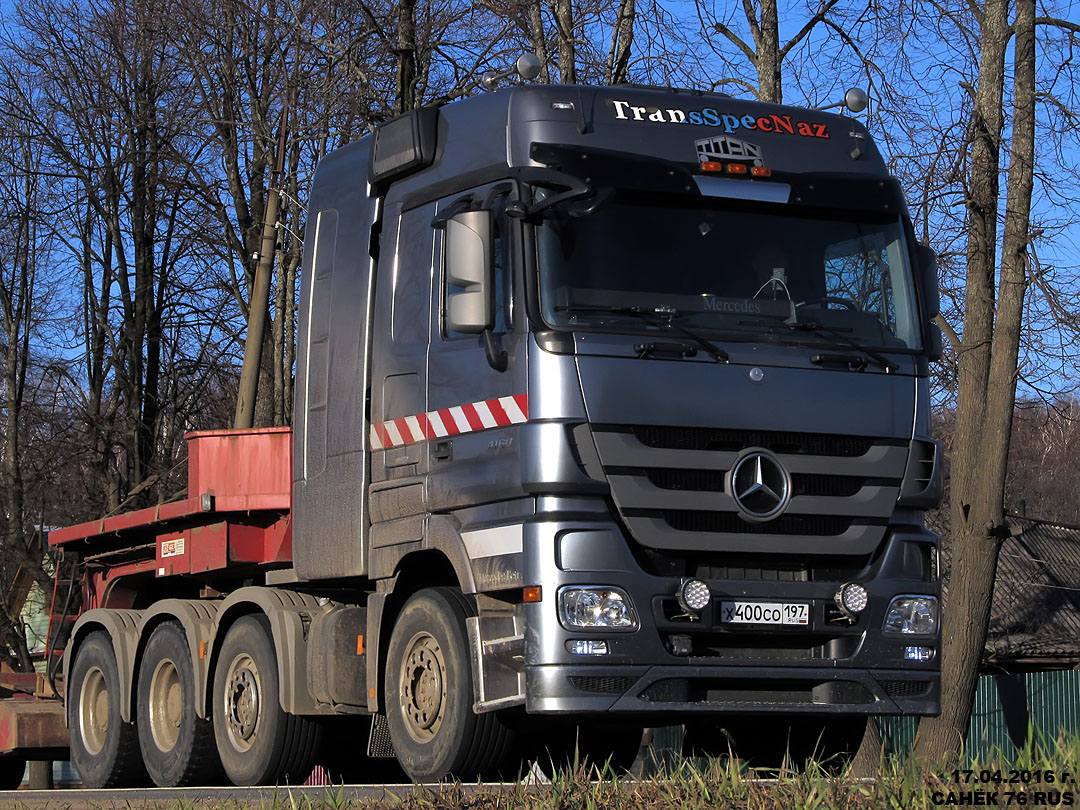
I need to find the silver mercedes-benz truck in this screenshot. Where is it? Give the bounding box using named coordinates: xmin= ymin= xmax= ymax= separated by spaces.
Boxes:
xmin=292 ymin=82 xmax=942 ymax=780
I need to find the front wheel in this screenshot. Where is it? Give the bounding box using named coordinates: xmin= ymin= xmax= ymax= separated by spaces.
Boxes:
xmin=385 ymin=587 xmax=514 ymax=781
xmin=67 ymin=631 xmax=148 ymax=787
xmin=212 ymin=615 xmax=322 ymax=785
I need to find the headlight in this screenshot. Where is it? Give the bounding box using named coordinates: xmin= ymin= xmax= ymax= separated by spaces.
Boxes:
xmin=883 ymin=595 xmax=938 ymax=635
xmin=558 ymin=586 xmax=638 ymax=630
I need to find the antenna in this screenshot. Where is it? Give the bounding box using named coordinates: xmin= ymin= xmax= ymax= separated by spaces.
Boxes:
xmin=482 ymin=54 xmax=542 ymax=92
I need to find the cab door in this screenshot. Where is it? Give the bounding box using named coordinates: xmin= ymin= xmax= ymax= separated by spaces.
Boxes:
xmin=425 ymin=183 xmax=529 ymax=514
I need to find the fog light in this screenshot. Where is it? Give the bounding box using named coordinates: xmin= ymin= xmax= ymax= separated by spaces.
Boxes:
xmin=904 ymin=645 xmax=935 ymax=662
xmin=558 ymin=586 xmax=638 ymax=630
xmin=884 ymin=595 xmax=938 ymax=635
xmin=567 ymin=639 xmax=609 ymax=655
xmin=835 ymin=582 xmax=869 ymax=618
xmin=676 ymin=578 xmax=711 ymax=614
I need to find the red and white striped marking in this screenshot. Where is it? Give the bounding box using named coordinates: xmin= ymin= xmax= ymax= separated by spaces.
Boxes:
xmin=370 ymin=394 xmax=529 ymax=451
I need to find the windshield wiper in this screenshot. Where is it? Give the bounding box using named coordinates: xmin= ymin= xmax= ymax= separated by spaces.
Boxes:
xmin=554 ymin=305 xmax=730 ymax=363
xmin=738 ymin=317 xmax=899 ymax=373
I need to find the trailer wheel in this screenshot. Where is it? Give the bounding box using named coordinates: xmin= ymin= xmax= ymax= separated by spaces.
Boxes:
xmin=0 ymin=756 xmax=25 ymax=790
xmin=68 ymin=630 xmax=148 ymax=787
xmin=212 ymin=615 xmax=321 ymax=786
xmin=136 ymin=622 xmax=223 ymax=786
xmin=385 ymin=587 xmax=513 ymax=781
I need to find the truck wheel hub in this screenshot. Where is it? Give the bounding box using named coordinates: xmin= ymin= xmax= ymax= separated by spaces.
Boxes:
xmin=226 ymin=656 xmax=260 ymax=744
xmin=149 ymin=658 xmax=183 ymax=752
xmin=401 ymin=634 xmax=446 ymax=739
xmin=79 ymin=665 xmax=110 ymax=756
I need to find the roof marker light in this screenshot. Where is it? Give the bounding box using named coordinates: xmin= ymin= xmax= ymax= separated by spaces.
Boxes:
xmin=751 ymin=166 xmax=772 ymax=178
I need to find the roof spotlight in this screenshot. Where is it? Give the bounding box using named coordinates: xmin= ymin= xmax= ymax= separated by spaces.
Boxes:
xmin=835 ymin=582 xmax=869 ymax=620
xmin=677 ymin=578 xmax=712 ymax=615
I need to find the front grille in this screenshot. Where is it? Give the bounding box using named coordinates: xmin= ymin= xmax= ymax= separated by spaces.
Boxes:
xmin=881 ymin=680 xmax=932 ymax=698
xmin=630 ymin=426 xmax=879 ymax=457
xmin=643 ymin=468 xmax=865 ymax=498
xmin=593 ymin=424 xmax=906 ymax=556
xmin=660 ymin=510 xmax=860 ymax=537
xmin=569 ymin=675 xmax=637 ymax=693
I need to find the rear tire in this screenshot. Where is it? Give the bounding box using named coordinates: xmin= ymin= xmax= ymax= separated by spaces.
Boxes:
xmin=385 ymin=587 xmax=514 ymax=781
xmin=67 ymin=631 xmax=148 ymax=787
xmin=137 ymin=621 xmax=223 ymax=786
xmin=212 ymin=615 xmax=322 ymax=786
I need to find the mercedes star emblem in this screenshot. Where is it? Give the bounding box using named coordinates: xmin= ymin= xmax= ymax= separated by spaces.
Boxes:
xmin=729 ymin=449 xmax=791 ymax=521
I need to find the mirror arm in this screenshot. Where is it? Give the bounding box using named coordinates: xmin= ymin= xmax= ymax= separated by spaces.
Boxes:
xmin=483 ymin=329 xmax=508 ymax=372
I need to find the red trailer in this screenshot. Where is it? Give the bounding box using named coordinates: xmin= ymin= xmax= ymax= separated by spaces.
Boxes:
xmin=0 ymin=427 xmax=298 ymax=787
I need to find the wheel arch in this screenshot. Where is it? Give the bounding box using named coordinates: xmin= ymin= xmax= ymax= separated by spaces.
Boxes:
xmin=65 ymin=609 xmax=144 ymax=724
xmin=367 ymin=545 xmax=470 ymax=713
xmin=133 ymin=599 xmax=221 ymax=720
xmin=206 ymin=587 xmax=324 ymax=717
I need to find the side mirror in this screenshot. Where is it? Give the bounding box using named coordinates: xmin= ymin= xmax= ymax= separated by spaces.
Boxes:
xmin=916 ymin=245 xmax=940 ymax=320
xmin=445 ymin=210 xmax=494 ymax=333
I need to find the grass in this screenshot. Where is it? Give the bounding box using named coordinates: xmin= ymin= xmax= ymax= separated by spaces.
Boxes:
xmin=13 ymin=736 xmax=1080 ymax=809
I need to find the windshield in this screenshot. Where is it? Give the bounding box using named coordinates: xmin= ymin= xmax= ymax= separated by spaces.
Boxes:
xmin=536 ymin=192 xmax=921 ymax=351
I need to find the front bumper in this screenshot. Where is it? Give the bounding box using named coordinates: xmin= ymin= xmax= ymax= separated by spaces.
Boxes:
xmin=526 ymin=663 xmax=939 ymax=717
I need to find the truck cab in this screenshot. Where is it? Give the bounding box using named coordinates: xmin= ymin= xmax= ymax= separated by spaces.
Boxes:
xmin=292 ymin=84 xmax=942 ymax=777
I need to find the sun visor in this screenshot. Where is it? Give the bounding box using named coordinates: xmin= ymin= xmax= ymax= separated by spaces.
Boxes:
xmin=693 ymin=176 xmax=791 ymax=203
xmin=369 ymin=107 xmax=439 ymax=193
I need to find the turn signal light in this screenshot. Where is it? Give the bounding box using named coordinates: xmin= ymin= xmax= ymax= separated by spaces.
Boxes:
xmin=523 ymin=585 xmax=542 ymax=603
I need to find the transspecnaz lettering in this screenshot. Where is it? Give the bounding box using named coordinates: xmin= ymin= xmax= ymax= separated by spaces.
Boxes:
xmin=611 ymin=98 xmax=831 ymax=139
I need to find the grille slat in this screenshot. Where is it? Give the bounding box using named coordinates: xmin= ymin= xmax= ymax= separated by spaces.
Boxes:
xmin=629 ymin=426 xmax=884 ymax=457
xmin=640 ymin=468 xmax=870 ymax=498
xmin=569 ymin=675 xmax=637 ymax=694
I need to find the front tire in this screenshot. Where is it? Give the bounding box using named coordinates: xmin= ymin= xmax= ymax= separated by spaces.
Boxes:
xmin=67 ymin=631 xmax=148 ymax=787
xmin=212 ymin=615 xmax=321 ymax=785
xmin=385 ymin=587 xmax=513 ymax=781
xmin=137 ymin=621 xmax=222 ymax=786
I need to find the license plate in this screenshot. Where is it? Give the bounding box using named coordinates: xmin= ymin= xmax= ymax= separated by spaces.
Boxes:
xmin=720 ymin=601 xmax=809 ymax=626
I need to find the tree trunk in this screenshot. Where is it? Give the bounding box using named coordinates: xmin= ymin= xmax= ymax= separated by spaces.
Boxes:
xmin=607 ymin=0 xmax=635 ymax=84
xmin=396 ymin=0 xmax=418 ymax=113
xmin=526 ymin=0 xmax=551 ymax=83
xmin=756 ymin=0 xmax=781 ymax=102
xmin=912 ymin=0 xmax=1033 ymax=762
xmin=552 ymin=0 xmax=575 ymax=83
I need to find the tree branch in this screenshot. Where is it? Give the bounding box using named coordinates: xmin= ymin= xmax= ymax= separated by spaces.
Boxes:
xmin=779 ymin=0 xmax=840 ymax=61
